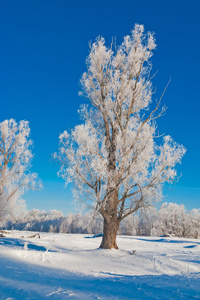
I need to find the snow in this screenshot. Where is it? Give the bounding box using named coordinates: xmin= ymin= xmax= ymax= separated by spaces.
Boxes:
xmin=0 ymin=231 xmax=200 ymax=299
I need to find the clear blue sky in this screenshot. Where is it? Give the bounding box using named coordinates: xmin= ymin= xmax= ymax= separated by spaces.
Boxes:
xmin=0 ymin=0 xmax=199 ymax=214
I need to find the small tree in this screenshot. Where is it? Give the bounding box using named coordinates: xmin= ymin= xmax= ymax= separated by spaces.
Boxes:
xmin=55 ymin=25 xmax=186 ymax=249
xmin=0 ymin=119 xmax=39 ymax=224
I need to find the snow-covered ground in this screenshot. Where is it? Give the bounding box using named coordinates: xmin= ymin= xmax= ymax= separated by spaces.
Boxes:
xmin=0 ymin=231 xmax=200 ymax=299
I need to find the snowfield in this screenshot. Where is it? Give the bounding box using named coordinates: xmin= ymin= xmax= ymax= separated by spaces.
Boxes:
xmin=0 ymin=231 xmax=200 ymax=299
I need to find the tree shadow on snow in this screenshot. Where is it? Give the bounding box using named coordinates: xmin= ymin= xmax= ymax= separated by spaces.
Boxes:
xmin=0 ymin=237 xmax=56 ymax=252
xmin=0 ymin=254 xmax=199 ymax=300
xmin=134 ymin=237 xmax=200 ymax=245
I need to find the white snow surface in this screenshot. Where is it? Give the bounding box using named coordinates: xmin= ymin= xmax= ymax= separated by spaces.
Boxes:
xmin=0 ymin=231 xmax=200 ymax=299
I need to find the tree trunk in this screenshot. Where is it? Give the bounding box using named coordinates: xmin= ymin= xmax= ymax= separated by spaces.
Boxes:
xmin=100 ymin=217 xmax=120 ymax=249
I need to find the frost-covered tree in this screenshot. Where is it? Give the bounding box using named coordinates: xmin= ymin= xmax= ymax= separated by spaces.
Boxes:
xmin=151 ymin=203 xmax=190 ymax=237
xmin=119 ymin=214 xmax=139 ymax=236
xmin=189 ymin=209 xmax=200 ymax=239
xmin=137 ymin=206 xmax=157 ymax=236
xmin=0 ymin=119 xmax=39 ymax=224
xmin=55 ymin=25 xmax=186 ymax=249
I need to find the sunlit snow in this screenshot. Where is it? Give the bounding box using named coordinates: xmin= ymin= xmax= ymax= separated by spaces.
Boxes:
xmin=0 ymin=231 xmax=199 ymax=299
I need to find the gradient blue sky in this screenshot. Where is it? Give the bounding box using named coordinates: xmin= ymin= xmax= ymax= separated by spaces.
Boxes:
xmin=0 ymin=0 xmax=199 ymax=214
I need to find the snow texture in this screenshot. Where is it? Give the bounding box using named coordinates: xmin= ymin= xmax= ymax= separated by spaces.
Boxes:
xmin=0 ymin=231 xmax=199 ymax=299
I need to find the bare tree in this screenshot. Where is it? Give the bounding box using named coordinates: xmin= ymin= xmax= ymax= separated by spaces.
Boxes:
xmin=0 ymin=119 xmax=40 ymax=224
xmin=55 ymin=24 xmax=186 ymax=249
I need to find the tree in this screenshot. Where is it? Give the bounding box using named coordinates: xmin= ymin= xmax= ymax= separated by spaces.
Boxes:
xmin=0 ymin=119 xmax=39 ymax=224
xmin=189 ymin=209 xmax=200 ymax=239
xmin=151 ymin=203 xmax=190 ymax=237
xmin=137 ymin=206 xmax=157 ymax=236
xmin=55 ymin=24 xmax=186 ymax=249
xmin=119 ymin=214 xmax=138 ymax=236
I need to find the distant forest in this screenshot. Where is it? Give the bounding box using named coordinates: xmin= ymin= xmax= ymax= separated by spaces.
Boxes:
xmin=4 ymin=203 xmax=200 ymax=239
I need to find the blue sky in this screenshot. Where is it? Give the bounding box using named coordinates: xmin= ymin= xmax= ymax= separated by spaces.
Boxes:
xmin=0 ymin=0 xmax=199 ymax=214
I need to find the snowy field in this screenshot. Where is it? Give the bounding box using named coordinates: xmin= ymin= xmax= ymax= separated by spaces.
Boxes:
xmin=0 ymin=231 xmax=200 ymax=299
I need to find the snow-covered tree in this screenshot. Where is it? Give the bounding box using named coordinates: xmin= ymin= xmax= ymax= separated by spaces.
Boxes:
xmin=0 ymin=119 xmax=40 ymax=224
xmin=55 ymin=25 xmax=186 ymax=249
xmin=119 ymin=214 xmax=139 ymax=236
xmin=137 ymin=206 xmax=157 ymax=236
xmin=189 ymin=209 xmax=200 ymax=239
xmin=151 ymin=203 xmax=190 ymax=237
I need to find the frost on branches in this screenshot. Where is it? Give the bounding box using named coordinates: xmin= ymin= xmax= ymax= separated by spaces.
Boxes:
xmin=55 ymin=25 xmax=186 ymax=249
xmin=0 ymin=119 xmax=40 ymax=224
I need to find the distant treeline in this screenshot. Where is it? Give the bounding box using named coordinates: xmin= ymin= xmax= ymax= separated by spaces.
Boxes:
xmin=4 ymin=203 xmax=200 ymax=239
